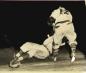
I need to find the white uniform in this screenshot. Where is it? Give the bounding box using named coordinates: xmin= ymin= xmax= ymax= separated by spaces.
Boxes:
xmin=20 ymin=36 xmax=53 ymax=59
xmin=50 ymin=7 xmax=77 ymax=49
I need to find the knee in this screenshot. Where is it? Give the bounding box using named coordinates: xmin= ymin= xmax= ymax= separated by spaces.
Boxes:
xmin=27 ymin=52 xmax=33 ymax=58
xmin=53 ymin=44 xmax=60 ymax=50
xmin=70 ymin=43 xmax=77 ymax=48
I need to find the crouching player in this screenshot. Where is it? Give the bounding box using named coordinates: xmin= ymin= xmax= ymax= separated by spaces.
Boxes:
xmin=48 ymin=6 xmax=78 ymax=62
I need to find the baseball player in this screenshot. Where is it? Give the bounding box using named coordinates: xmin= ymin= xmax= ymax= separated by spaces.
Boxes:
xmin=9 ymin=35 xmax=54 ymax=68
xmin=48 ymin=6 xmax=77 ymax=62
xmin=9 ymin=34 xmax=66 ymax=68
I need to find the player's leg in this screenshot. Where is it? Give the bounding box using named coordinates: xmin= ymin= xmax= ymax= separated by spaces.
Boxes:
xmin=14 ymin=50 xmax=24 ymax=60
xmin=15 ymin=49 xmax=37 ymax=63
xmin=12 ymin=42 xmax=30 ymax=63
xmin=70 ymin=43 xmax=77 ymax=62
xmin=17 ymin=49 xmax=37 ymax=62
xmin=16 ymin=53 xmax=30 ymax=63
xmin=9 ymin=50 xmax=25 ymax=68
xmin=12 ymin=42 xmax=32 ymax=63
xmin=52 ymin=31 xmax=63 ymax=62
xmin=52 ymin=45 xmax=60 ymax=62
xmin=66 ymin=29 xmax=77 ymax=62
xmin=10 ymin=50 xmax=23 ymax=65
xmin=9 ymin=52 xmax=30 ymax=68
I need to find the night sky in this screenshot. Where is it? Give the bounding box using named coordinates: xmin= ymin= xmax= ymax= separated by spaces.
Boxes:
xmin=0 ymin=1 xmax=85 ymax=53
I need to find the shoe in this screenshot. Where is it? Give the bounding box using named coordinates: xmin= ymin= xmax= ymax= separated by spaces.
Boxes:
xmin=53 ymin=57 xmax=57 ymax=62
xmin=71 ymin=56 xmax=75 ymax=63
xmin=9 ymin=59 xmax=21 ymax=68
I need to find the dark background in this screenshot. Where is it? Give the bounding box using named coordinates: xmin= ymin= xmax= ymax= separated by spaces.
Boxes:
xmin=0 ymin=1 xmax=85 ymax=54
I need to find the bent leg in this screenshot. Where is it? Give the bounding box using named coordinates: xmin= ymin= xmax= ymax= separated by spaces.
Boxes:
xmin=66 ymin=30 xmax=77 ymax=62
xmin=10 ymin=50 xmax=24 ymax=65
xmin=15 ymin=50 xmax=24 ymax=59
xmin=52 ymin=30 xmax=63 ymax=62
xmin=9 ymin=52 xmax=30 ymax=68
xmin=17 ymin=53 xmax=30 ymax=62
xmin=52 ymin=44 xmax=60 ymax=62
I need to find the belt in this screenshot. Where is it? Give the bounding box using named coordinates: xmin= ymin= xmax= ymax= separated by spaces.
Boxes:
xmin=54 ymin=20 xmax=72 ymax=28
xmin=55 ymin=20 xmax=70 ymax=25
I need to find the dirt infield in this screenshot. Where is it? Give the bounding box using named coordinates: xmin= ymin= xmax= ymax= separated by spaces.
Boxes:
xmin=0 ymin=48 xmax=86 ymax=71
